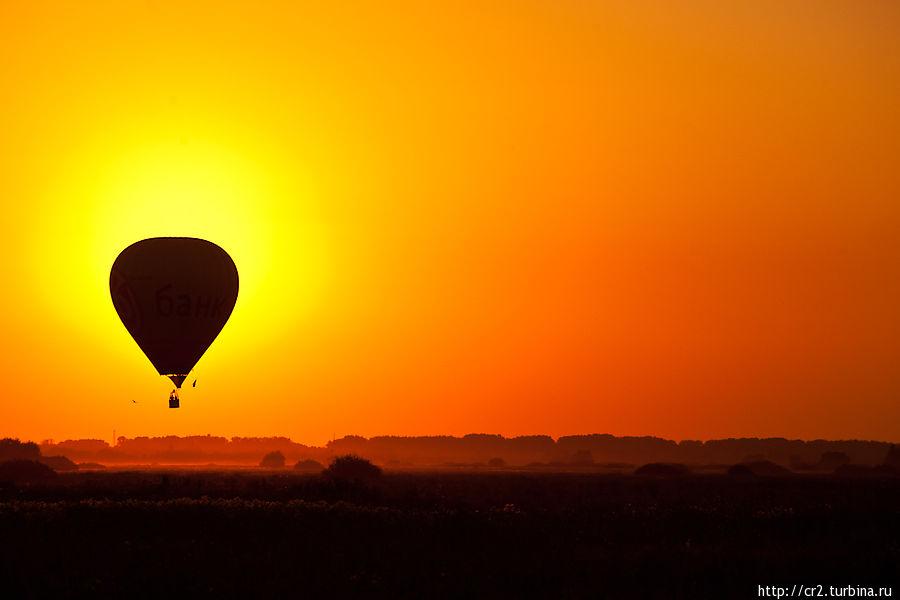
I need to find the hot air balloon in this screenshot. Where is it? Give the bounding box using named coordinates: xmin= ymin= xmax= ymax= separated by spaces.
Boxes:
xmin=110 ymin=237 xmax=238 ymax=407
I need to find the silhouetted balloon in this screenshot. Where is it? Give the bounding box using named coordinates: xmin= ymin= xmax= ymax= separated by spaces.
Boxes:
xmin=110 ymin=238 xmax=238 ymax=391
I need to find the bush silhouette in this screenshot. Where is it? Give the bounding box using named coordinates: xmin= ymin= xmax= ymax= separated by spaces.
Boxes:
xmin=874 ymin=464 xmax=900 ymax=477
xmin=40 ymin=455 xmax=78 ymax=472
xmin=818 ymin=451 xmax=850 ymax=470
xmin=570 ymin=449 xmax=594 ymax=466
xmin=727 ymin=463 xmax=755 ymax=477
xmin=743 ymin=460 xmax=791 ymax=476
xmin=487 ymin=457 xmax=506 ymax=468
xmin=0 ymin=459 xmax=58 ymax=483
xmin=293 ymin=459 xmax=324 ymax=472
xmin=259 ymin=450 xmax=285 ymax=468
xmin=832 ymin=464 xmax=873 ymax=477
xmin=883 ymin=444 xmax=900 ymax=469
xmin=324 ymin=454 xmax=381 ymax=481
xmin=634 ymin=463 xmax=690 ymax=476
xmin=0 ymin=438 xmax=40 ymax=461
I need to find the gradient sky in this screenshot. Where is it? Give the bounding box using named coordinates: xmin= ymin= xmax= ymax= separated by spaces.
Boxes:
xmin=2 ymin=0 xmax=899 ymax=445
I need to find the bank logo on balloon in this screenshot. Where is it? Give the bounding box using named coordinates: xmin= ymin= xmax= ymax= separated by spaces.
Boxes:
xmin=110 ymin=238 xmax=239 ymax=408
xmin=109 ymin=270 xmax=143 ymax=334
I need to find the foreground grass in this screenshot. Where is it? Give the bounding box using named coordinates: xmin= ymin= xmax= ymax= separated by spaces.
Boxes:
xmin=1 ymin=472 xmax=897 ymax=598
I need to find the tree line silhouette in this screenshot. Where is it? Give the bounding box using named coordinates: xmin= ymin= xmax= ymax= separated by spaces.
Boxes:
xmin=29 ymin=433 xmax=898 ymax=468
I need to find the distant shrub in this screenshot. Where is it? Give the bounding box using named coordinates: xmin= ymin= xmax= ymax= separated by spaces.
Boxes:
xmin=818 ymin=452 xmax=850 ymax=470
xmin=634 ymin=463 xmax=690 ymax=476
xmin=293 ymin=459 xmax=324 ymax=473
xmin=259 ymin=451 xmax=286 ymax=468
xmin=832 ymin=464 xmax=873 ymax=477
xmin=884 ymin=444 xmax=900 ymax=469
xmin=742 ymin=460 xmax=791 ymax=476
xmin=0 ymin=459 xmax=58 ymax=483
xmin=832 ymin=464 xmax=900 ymax=478
xmin=790 ymin=461 xmax=816 ymax=471
xmin=40 ymin=455 xmax=78 ymax=472
xmin=741 ymin=454 xmax=767 ymax=464
xmin=727 ymin=463 xmax=755 ymax=477
xmin=487 ymin=457 xmax=506 ymax=468
xmin=874 ymin=464 xmax=900 ymax=477
xmin=0 ymin=438 xmax=40 ymax=461
xmin=570 ymin=450 xmax=594 ymax=466
xmin=324 ymin=454 xmax=382 ymax=481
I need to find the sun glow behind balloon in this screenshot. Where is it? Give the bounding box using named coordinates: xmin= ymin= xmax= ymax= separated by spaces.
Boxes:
xmin=89 ymin=140 xmax=270 ymax=304
xmin=28 ymin=132 xmax=331 ymax=379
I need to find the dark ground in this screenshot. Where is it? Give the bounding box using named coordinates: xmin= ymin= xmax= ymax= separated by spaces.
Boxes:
xmin=1 ymin=470 xmax=897 ymax=598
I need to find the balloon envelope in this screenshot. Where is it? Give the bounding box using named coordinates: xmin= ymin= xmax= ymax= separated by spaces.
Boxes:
xmin=110 ymin=238 xmax=239 ymax=387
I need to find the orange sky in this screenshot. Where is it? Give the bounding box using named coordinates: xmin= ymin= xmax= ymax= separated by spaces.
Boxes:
xmin=2 ymin=0 xmax=899 ymax=445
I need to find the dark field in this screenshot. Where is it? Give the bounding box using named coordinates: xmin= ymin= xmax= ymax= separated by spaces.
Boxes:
xmin=1 ymin=470 xmax=897 ymax=598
